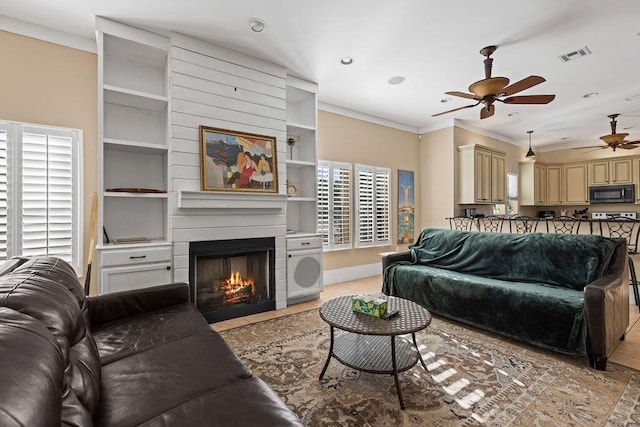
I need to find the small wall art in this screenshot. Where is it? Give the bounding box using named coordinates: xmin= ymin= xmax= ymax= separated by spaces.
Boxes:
xmin=397 ymin=169 xmax=415 ymax=244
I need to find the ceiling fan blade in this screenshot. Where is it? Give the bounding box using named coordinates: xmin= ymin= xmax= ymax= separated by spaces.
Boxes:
xmin=502 ymin=94 xmax=556 ymax=104
xmin=445 ymin=91 xmax=479 ymax=100
xmin=480 ymin=104 xmax=494 ymax=119
xmin=500 ymin=76 xmax=545 ymax=96
xmin=572 ymin=145 xmax=608 ymax=150
xmin=431 ymin=102 xmax=480 ymax=117
xmin=619 ymin=144 xmax=638 ymax=150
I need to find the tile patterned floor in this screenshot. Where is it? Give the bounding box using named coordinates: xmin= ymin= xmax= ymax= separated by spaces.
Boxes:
xmin=211 ymin=275 xmax=640 ymax=371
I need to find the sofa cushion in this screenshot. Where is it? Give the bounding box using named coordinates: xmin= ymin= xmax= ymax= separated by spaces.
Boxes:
xmin=137 ymin=377 xmax=303 ymax=427
xmin=92 ymin=301 xmax=214 ymax=365
xmin=94 ymin=331 xmax=253 ymax=427
xmin=411 ymin=228 xmax=623 ymax=290
xmin=0 ymin=265 xmax=102 ymax=418
xmin=0 ymin=307 xmax=66 ymax=427
xmin=384 ymin=263 xmax=587 ymax=355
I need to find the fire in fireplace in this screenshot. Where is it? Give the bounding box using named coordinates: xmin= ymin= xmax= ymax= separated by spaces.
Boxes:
xmin=189 ymin=237 xmax=275 ymax=323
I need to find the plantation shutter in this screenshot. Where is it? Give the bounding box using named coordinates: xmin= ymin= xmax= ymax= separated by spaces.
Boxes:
xmin=317 ymin=161 xmax=352 ymax=251
xmin=355 ymin=164 xmax=391 ymax=248
xmin=0 ymin=121 xmax=81 ymax=272
xmin=331 ymin=163 xmax=351 ymax=249
xmin=21 ymin=127 xmax=75 ymax=265
xmin=0 ymin=128 xmax=7 ymax=259
xmin=375 ymin=169 xmax=391 ymax=245
xmin=317 ymin=163 xmax=330 ymax=247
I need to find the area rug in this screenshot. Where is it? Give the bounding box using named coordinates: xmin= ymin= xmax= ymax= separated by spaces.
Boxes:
xmin=220 ymin=309 xmax=640 ymax=426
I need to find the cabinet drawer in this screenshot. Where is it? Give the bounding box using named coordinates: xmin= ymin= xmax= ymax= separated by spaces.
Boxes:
xmin=286 ymin=236 xmax=322 ymax=250
xmin=100 ymin=246 xmax=172 ymax=267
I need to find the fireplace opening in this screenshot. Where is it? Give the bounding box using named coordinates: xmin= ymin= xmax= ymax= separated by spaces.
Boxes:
xmin=189 ymin=237 xmax=275 ymax=323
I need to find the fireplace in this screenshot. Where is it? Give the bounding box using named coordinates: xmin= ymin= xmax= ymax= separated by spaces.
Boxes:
xmin=189 ymin=237 xmax=276 ymax=323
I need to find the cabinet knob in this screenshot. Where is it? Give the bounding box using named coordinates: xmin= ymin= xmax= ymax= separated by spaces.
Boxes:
xmin=166 ymin=266 xmax=171 ymax=271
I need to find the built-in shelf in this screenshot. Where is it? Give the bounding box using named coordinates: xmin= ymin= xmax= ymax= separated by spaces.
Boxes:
xmin=286 ymin=122 xmax=315 ymax=133
xmin=104 ymin=192 xmax=168 ymax=199
xmin=96 ymin=239 xmax=171 ymax=250
xmin=179 ymin=191 xmax=288 ymax=211
xmin=104 ymin=138 xmax=167 ymax=152
xmin=287 ymin=197 xmax=316 ymax=202
xmin=104 ymin=85 xmax=168 ymax=112
xmin=286 ymin=160 xmax=316 ymax=168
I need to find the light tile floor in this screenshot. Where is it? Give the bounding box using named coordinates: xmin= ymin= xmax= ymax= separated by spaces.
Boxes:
xmin=212 ymin=275 xmax=640 ymax=371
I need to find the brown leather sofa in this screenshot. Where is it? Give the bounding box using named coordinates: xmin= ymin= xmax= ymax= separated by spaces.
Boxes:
xmin=0 ymin=256 xmax=302 ymax=426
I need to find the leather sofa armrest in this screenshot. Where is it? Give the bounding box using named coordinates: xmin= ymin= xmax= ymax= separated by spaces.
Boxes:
xmin=382 ymin=251 xmax=412 ymax=273
xmin=87 ymin=282 xmax=191 ymax=327
xmin=584 ymin=240 xmax=629 ymax=363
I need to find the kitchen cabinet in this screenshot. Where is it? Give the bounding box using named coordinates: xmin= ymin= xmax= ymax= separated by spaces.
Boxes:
xmin=519 ymin=161 xmax=546 ymax=206
xmin=590 ymin=159 xmax=633 ymax=185
xmin=458 ymin=145 xmax=506 ymax=204
xmin=546 ymin=165 xmax=562 ymax=205
xmin=563 ymin=162 xmax=589 ymax=205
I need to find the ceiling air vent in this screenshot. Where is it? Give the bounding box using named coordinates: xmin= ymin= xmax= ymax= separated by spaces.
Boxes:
xmin=558 ymin=46 xmax=592 ymax=63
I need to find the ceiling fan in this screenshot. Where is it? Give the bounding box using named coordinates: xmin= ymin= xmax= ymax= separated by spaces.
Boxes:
xmin=432 ymin=45 xmax=556 ymax=119
xmin=578 ymin=114 xmax=640 ymax=151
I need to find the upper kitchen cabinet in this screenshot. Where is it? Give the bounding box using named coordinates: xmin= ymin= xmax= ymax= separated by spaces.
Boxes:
xmin=590 ymin=158 xmax=633 ymax=186
xmin=519 ymin=161 xmax=546 ymax=206
xmin=458 ymin=145 xmax=506 ymax=204
xmin=563 ymin=162 xmax=589 ymax=205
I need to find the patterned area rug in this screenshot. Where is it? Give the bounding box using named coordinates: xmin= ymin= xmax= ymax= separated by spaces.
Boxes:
xmin=220 ymin=309 xmax=640 ymax=426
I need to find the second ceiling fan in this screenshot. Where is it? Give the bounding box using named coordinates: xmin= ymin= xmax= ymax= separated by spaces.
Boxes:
xmin=433 ymin=45 xmax=556 ymax=119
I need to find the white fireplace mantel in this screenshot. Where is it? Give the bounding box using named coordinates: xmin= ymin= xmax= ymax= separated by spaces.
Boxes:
xmin=178 ymin=190 xmax=288 ymax=213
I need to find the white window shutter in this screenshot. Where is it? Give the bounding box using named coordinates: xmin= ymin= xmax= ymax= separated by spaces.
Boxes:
xmin=0 ymin=128 xmax=7 ymax=260
xmin=0 ymin=122 xmax=82 ymax=272
xmin=317 ymin=161 xmax=352 ymax=251
xmin=355 ymin=164 xmax=391 ymax=248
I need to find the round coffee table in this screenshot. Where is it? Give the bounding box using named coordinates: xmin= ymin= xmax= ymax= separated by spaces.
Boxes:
xmin=319 ymin=295 xmax=432 ymax=410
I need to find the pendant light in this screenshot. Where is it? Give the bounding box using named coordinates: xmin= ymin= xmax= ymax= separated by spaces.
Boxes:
xmin=526 ymin=130 xmax=535 ymax=157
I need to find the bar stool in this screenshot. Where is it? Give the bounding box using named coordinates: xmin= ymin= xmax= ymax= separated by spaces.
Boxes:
xmin=545 ymin=216 xmax=581 ymax=234
xmin=448 ymin=216 xmax=475 ymax=231
xmin=509 ymin=216 xmax=539 ymax=234
xmin=477 ymin=216 xmax=504 ymax=233
xmin=599 ymin=216 xmax=640 ymax=310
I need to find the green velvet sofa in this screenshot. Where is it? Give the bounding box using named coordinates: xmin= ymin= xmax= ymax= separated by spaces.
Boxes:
xmin=382 ymin=228 xmax=630 ymax=370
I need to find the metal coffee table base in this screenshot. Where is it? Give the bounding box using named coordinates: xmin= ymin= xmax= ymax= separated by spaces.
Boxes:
xmin=319 ymin=326 xmax=427 ymax=410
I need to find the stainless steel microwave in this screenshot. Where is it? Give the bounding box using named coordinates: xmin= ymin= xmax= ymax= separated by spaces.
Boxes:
xmin=589 ymin=184 xmax=634 ymax=204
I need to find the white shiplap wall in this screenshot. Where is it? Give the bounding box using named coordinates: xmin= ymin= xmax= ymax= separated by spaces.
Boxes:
xmin=169 ymin=33 xmax=289 ymax=309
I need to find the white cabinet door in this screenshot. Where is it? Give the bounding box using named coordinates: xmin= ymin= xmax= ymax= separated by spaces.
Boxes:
xmin=100 ymin=263 xmax=172 ymax=294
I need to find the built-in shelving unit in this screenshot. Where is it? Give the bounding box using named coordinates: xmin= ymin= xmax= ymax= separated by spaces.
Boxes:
xmin=95 ymin=17 xmax=172 ymax=294
xmin=285 ymin=76 xmax=323 ymax=301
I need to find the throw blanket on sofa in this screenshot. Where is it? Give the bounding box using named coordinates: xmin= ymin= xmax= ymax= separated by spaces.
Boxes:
xmin=383 ymin=228 xmax=625 ymax=356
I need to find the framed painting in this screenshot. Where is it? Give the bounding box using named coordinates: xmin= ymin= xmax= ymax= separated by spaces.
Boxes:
xmin=199 ymin=126 xmax=278 ymax=193
xmin=397 ymin=169 xmax=415 ymax=244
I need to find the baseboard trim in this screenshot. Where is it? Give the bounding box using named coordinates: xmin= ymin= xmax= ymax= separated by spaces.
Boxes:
xmin=323 ymin=263 xmax=381 ymax=286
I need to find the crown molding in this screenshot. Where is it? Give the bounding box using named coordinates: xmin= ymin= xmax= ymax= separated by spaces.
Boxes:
xmin=318 ymin=102 xmax=419 ymax=134
xmin=0 ymin=14 xmax=95 ymax=53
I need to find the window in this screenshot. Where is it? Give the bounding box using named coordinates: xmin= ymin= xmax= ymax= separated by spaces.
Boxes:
xmin=507 ymin=173 xmax=518 ymax=215
xmin=354 ymin=164 xmax=391 ymax=248
xmin=0 ymin=121 xmax=82 ymax=272
xmin=317 ymin=161 xmax=352 ymax=251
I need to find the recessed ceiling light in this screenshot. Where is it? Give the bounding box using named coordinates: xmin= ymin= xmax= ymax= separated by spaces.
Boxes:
xmin=626 ymin=94 xmax=640 ymax=101
xmin=507 ymin=112 xmax=519 ymax=117
xmin=623 ymin=126 xmax=634 ymax=130
xmin=583 ymin=92 xmax=599 ymax=98
xmin=250 ymin=19 xmax=265 ymax=32
xmin=561 ymin=137 xmax=571 ymax=140
xmin=339 ymin=57 xmax=354 ymax=65
xmin=387 ymin=76 xmax=405 ymax=85
xmin=440 ymin=98 xmax=452 ymax=103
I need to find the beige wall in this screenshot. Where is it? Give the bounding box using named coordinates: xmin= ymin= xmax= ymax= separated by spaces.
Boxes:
xmin=317 ymin=111 xmax=420 ymax=271
xmin=0 ymin=31 xmax=98 ymax=289
xmin=419 ymin=127 xmax=455 ymax=229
